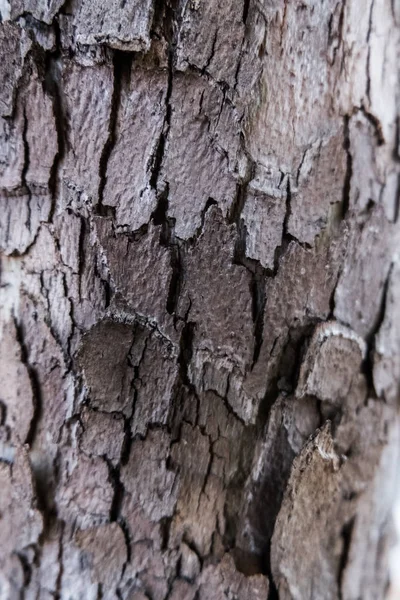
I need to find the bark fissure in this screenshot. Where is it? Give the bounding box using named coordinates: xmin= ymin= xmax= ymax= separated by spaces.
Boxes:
xmin=341 ymin=114 xmax=352 ymax=218
xmin=44 ymin=17 xmax=65 ymax=213
xmin=13 ymin=315 xmax=42 ymax=447
xmin=97 ymin=51 xmax=133 ymax=215
xmin=337 ymin=517 xmax=355 ymax=600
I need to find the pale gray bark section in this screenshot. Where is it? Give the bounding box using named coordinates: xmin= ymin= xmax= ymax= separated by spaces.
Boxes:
xmin=0 ymin=0 xmax=399 ymax=599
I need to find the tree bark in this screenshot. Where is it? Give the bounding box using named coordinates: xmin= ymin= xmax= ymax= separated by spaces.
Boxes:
xmin=0 ymin=0 xmax=399 ymax=598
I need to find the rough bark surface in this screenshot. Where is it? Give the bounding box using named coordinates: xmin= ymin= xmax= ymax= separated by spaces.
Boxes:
xmin=0 ymin=0 xmax=399 ymax=598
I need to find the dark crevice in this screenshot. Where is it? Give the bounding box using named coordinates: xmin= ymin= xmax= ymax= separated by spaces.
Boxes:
xmin=282 ymin=327 xmax=313 ymax=393
xmin=149 ymin=7 xmax=175 ymax=193
xmin=166 ymin=242 xmax=182 ymax=315
xmin=106 ymin=449 xmax=132 ymax=567
xmin=271 ymin=233 xmax=291 ymax=274
xmin=327 ymin=11 xmax=334 ymax=48
xmin=229 ymin=152 xmax=271 ymax=381
xmin=200 ymin=196 xmax=218 ymax=224
xmin=232 ymin=548 xmax=265 ymax=576
xmin=229 ymin=152 xmax=254 ymax=226
xmin=148 ymin=88 xmax=171 ymax=190
xmin=271 ymin=175 xmax=303 ymax=275
xmin=152 ymin=0 xmax=180 ymax=45
xmin=237 ymin=326 xmax=319 ymax=580
xmin=17 ymin=552 xmax=33 ymax=589
xmin=54 ymin=522 xmax=65 ymax=600
xmin=341 ymin=115 xmax=352 ymax=219
xmin=282 ymin=176 xmax=291 ymax=236
xmin=150 ymin=0 xmax=165 ymax=35
xmin=151 ymin=184 xmax=169 ymax=226
xmin=338 ymin=0 xmax=348 ymax=46
xmin=77 ymin=215 xmax=86 ymax=296
xmin=393 ymin=174 xmax=400 ymax=223
xmin=21 ymin=108 xmax=30 ymax=195
xmin=178 ymin=322 xmax=195 ymax=386
xmin=203 ymin=382 xmax=246 ymax=426
xmin=160 ymin=516 xmax=172 ymax=551
xmin=108 ymin=459 xmax=125 ymax=523
xmin=232 ymin=217 xmax=248 ymax=266
xmin=184 ymin=58 xmax=231 ymax=93
xmin=362 ymin=263 xmax=393 ymax=398
xmin=120 ymin=408 xmax=134 ymax=466
xmin=229 ymin=178 xmax=248 ymax=226
xmin=150 ymin=183 xmax=182 ymax=317
xmin=97 ymin=51 xmax=133 ymax=215
xmin=112 ymin=221 xmax=149 ymax=246
xmin=242 ymin=0 xmax=251 ymax=24
xmin=328 ymin=0 xmax=347 ymax=66
xmin=255 ymin=381 xmax=280 ymax=437
xmin=369 ymin=260 xmax=392 ymax=340
xmin=120 ymin=329 xmax=149 ymax=466
xmin=102 ymin=276 xmax=113 ymax=309
xmin=146 ymin=37 xmax=182 ymax=317
xmin=267 ymin=575 xmax=280 ymax=600
xmin=338 ymin=517 xmax=355 ymax=599
xmin=0 ymin=400 xmax=6 ymax=427
xmin=185 ymin=197 xmax=217 ymax=247
xmin=13 ymin=316 xmax=42 ymax=448
xmin=169 ymin=383 xmax=200 ymax=442
xmin=94 ymin=204 xmax=117 ymax=219
xmin=225 ymin=383 xmax=282 ymax=574
xmin=394 ymin=116 xmax=400 ymax=162
xmin=117 ymin=516 xmax=133 ymax=565
xmin=360 ymin=105 xmax=385 ymax=146
xmin=279 ymin=0 xmax=288 ymax=46
xmin=295 ymin=149 xmax=309 ymax=187
xmin=97 ymin=583 xmax=103 ymax=600
xmin=251 ymin=265 xmax=266 ymax=367
xmin=21 ymin=107 xmax=32 ymax=231
xmin=11 ymin=308 xmax=59 ymax=526
xmin=196 ymin=434 xmax=214 ymax=512
xmin=328 ymin=263 xmax=344 ymax=318
xmin=44 ymin=17 xmax=66 ymax=216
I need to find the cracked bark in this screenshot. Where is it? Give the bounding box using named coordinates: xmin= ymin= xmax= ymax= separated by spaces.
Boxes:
xmin=0 ymin=1 xmax=399 ymax=599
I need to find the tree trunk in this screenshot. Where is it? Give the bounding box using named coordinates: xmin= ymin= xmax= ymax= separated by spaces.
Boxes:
xmin=0 ymin=0 xmax=399 ymax=598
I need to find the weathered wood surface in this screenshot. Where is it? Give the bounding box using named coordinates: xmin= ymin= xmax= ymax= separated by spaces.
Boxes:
xmin=0 ymin=0 xmax=399 ymax=598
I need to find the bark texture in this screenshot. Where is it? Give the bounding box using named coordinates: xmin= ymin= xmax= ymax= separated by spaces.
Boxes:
xmin=0 ymin=1 xmax=399 ymax=598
